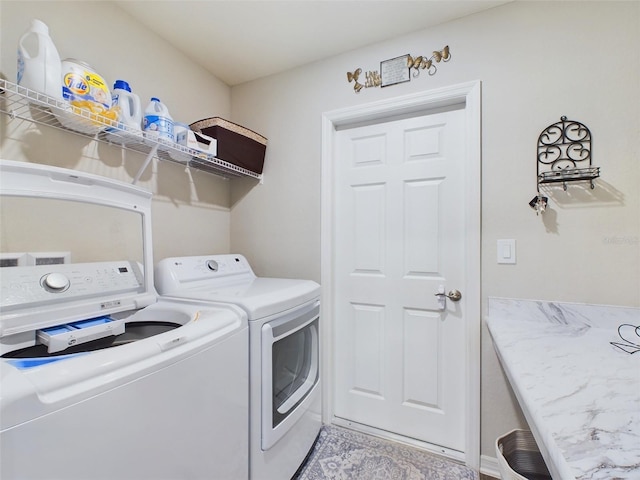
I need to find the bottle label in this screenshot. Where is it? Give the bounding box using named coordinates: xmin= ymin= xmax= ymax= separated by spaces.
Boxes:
xmin=17 ymin=49 xmax=25 ymax=85
xmin=63 ymin=72 xmax=111 ymax=109
xmin=144 ymin=115 xmax=174 ymax=141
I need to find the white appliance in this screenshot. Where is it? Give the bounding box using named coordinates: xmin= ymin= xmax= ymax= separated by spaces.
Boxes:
xmin=0 ymin=160 xmax=249 ymax=480
xmin=155 ymin=254 xmax=321 ymax=480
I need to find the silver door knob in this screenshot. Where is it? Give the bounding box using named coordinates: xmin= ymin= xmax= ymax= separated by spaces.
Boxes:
xmin=434 ymin=289 xmax=462 ymax=301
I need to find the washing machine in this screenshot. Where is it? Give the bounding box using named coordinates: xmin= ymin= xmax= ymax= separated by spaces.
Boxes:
xmin=155 ymin=254 xmax=321 ymax=480
xmin=0 ymin=160 xmax=249 ymax=480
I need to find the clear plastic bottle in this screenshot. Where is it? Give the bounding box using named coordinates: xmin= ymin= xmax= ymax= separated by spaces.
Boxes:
xmin=17 ymin=19 xmax=62 ymax=100
xmin=143 ymin=97 xmax=174 ymax=145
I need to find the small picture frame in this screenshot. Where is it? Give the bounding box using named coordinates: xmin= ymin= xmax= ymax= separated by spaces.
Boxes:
xmin=380 ymin=54 xmax=411 ymax=87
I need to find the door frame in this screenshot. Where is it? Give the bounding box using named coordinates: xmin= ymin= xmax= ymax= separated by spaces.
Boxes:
xmin=320 ymin=80 xmax=481 ymax=469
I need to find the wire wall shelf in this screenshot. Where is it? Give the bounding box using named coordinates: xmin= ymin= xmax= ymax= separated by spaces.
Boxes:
xmin=538 ymin=166 xmax=600 ymax=186
xmin=0 ymin=79 xmax=262 ymax=183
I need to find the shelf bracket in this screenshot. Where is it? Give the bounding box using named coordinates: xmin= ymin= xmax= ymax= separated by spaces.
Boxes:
xmin=132 ymin=143 xmax=159 ymax=185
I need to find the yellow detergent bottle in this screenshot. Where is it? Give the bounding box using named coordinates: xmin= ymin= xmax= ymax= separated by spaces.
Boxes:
xmin=59 ymin=58 xmax=116 ymax=131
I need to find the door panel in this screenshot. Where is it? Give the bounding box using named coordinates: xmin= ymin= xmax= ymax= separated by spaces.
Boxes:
xmin=353 ymin=184 xmax=386 ymax=273
xmin=351 ymin=303 xmax=384 ymax=398
xmin=403 ymin=308 xmax=441 ymax=410
xmin=333 ymin=108 xmax=466 ymax=452
xmin=404 ymin=179 xmax=441 ymax=274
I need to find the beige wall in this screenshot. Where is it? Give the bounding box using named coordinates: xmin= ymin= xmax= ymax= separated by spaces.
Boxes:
xmin=0 ymin=0 xmax=233 ymax=263
xmin=229 ymin=1 xmax=640 ymax=459
xmin=1 ymin=0 xmax=639 ymax=465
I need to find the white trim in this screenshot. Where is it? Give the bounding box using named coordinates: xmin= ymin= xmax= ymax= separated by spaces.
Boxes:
xmin=481 ymin=454 xmax=501 ymax=479
xmin=320 ymin=80 xmax=482 ymax=470
xmin=333 ymin=417 xmax=466 ymax=463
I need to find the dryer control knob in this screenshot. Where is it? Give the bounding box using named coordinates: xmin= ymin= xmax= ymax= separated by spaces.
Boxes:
xmin=206 ymin=260 xmax=218 ymax=272
xmin=42 ymin=272 xmax=70 ymax=292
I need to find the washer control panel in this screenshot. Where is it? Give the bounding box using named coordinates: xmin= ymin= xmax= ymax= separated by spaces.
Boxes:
xmin=1 ymin=261 xmax=144 ymax=310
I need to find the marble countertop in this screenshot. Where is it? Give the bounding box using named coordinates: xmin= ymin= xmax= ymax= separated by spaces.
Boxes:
xmin=486 ymin=298 xmax=640 ymax=480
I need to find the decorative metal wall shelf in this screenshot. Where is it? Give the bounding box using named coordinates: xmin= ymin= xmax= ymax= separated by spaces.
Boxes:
xmin=530 ymin=116 xmax=600 ymax=214
xmin=537 ymin=116 xmax=599 ymax=190
xmin=0 ymin=79 xmax=262 ymax=183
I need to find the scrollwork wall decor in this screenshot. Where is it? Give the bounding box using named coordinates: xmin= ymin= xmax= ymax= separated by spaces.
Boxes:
xmin=529 ymin=116 xmax=600 ymax=214
xmin=346 ymin=45 xmax=451 ymax=93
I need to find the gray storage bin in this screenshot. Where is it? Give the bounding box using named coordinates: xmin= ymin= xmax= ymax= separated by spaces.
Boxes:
xmin=496 ymin=429 xmax=552 ymax=480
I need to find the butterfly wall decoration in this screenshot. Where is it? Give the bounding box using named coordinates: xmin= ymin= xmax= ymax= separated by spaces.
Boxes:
xmin=407 ymin=45 xmax=450 ymax=77
xmin=346 ymin=45 xmax=451 ymax=93
xmin=346 ymin=68 xmax=364 ymax=92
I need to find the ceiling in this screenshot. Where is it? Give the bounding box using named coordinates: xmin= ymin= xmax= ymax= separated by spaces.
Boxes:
xmin=115 ymin=0 xmax=510 ymax=86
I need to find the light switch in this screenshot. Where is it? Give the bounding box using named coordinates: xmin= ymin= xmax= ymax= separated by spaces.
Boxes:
xmin=497 ymin=239 xmax=516 ymax=264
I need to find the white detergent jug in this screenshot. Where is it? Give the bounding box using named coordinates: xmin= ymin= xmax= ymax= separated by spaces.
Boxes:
xmin=112 ymin=80 xmax=142 ymax=131
xmin=143 ymin=97 xmax=174 ymax=145
xmin=17 ymin=19 xmax=62 ymax=100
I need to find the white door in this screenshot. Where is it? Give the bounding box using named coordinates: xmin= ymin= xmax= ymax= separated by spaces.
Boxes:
xmin=333 ymin=107 xmax=467 ymax=453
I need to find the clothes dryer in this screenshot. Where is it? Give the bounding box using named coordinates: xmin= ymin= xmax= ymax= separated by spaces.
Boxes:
xmin=0 ymin=161 xmax=249 ymax=480
xmin=155 ymin=254 xmax=321 ymax=480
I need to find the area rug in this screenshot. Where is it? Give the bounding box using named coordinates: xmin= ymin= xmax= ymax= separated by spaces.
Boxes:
xmin=294 ymin=425 xmax=478 ymax=480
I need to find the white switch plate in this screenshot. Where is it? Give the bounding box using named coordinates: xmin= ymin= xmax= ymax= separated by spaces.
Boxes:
xmin=497 ymin=239 xmax=516 ymax=264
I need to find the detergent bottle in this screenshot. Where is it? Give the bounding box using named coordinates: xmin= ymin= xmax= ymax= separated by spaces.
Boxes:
xmin=61 ymin=59 xmax=112 ymax=111
xmin=143 ymin=97 xmax=174 ymax=144
xmin=111 ymin=80 xmax=142 ymax=132
xmin=17 ymin=19 xmax=63 ymax=100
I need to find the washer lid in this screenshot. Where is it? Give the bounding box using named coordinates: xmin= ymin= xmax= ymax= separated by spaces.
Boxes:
xmin=0 ymin=161 xmax=156 ymax=337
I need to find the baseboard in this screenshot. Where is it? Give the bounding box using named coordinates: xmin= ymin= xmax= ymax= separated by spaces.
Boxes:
xmin=331 ymin=417 xmax=466 ymax=463
xmin=480 ymin=454 xmax=501 ymax=478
